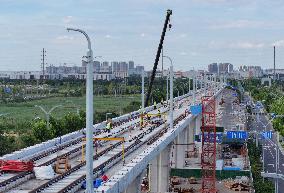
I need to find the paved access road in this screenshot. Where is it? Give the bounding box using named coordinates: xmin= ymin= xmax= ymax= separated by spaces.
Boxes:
xmin=246 ymin=94 xmax=284 ymax=192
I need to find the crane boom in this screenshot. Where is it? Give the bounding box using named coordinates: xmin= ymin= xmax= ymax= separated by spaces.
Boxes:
xmin=144 ymin=9 xmax=172 ymax=107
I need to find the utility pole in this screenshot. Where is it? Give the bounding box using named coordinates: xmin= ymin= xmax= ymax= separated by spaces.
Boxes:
xmin=41 ymin=48 xmax=46 ymax=79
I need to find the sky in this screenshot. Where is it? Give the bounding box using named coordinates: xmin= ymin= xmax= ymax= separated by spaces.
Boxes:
xmin=0 ymin=0 xmax=284 ymax=71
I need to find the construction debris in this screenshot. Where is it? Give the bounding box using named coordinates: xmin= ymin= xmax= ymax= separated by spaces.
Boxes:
xmin=224 ymin=176 xmax=250 ymax=192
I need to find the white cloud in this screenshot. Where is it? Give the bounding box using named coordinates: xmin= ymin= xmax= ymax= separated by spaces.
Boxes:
xmin=179 ymin=51 xmax=188 ymax=56
xmin=190 ymin=52 xmax=198 ymax=56
xmin=56 ymin=35 xmax=74 ymax=40
xmin=140 ymin=33 xmax=145 ymax=37
xmin=62 ymin=16 xmax=73 ymax=24
xmin=272 ymin=40 xmax=284 ymax=47
xmin=53 ymin=35 xmax=76 ymax=44
xmin=179 ymin=33 xmax=187 ymax=38
xmin=209 ymin=40 xmax=265 ymax=49
xmin=229 ymin=42 xmax=265 ymax=49
xmin=105 ymin=34 xmax=111 ymax=38
xmin=210 ymin=19 xmax=264 ymax=29
xmin=0 ymin=33 xmax=12 ymax=39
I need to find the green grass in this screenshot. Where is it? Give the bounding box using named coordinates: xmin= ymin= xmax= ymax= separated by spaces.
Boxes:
xmin=0 ymin=95 xmax=141 ymax=122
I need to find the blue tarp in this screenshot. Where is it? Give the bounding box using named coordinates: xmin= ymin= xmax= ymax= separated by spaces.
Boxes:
xmin=81 ymin=178 xmax=102 ymax=189
xmin=223 ymin=167 xmax=241 ymax=171
xmin=190 ymin=104 xmax=202 ymax=115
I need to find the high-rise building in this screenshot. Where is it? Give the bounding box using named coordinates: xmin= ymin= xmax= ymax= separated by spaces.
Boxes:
xmin=100 ymin=61 xmax=111 ymax=73
xmin=128 ymin=61 xmax=134 ymax=69
xmin=119 ymin=62 xmax=128 ymax=72
xmin=93 ymin=61 xmax=100 ymax=73
xmin=219 ymin=63 xmax=233 ymax=73
xmin=136 ymin=65 xmax=144 ymax=74
xmin=208 ymin=63 xmax=218 ymax=73
xmin=111 ymin=61 xmax=120 ymax=72
xmin=239 ymin=65 xmax=262 ymax=78
xmin=82 ymin=60 xmax=100 ymax=73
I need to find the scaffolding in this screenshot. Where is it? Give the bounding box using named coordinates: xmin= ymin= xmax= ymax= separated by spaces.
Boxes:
xmin=201 ymin=96 xmax=217 ymax=193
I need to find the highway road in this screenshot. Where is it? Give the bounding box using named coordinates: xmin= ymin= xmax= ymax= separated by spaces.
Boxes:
xmin=246 ymin=94 xmax=284 ymax=192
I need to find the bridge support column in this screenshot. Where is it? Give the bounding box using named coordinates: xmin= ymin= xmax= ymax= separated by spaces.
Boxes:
xmin=195 ymin=115 xmax=201 ymax=134
xmin=189 ymin=117 xmax=196 ymax=143
xmin=149 ymin=154 xmax=159 ymax=192
xmin=184 ymin=126 xmax=189 ymax=145
xmin=125 ymin=170 xmax=146 ymax=193
xmin=149 ymin=145 xmax=170 ymax=192
xmin=176 ymin=130 xmax=186 ymax=168
xmin=158 ymin=145 xmax=170 ymax=192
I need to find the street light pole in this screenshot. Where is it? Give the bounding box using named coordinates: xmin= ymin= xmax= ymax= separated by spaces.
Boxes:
xmin=193 ymin=73 xmax=196 ymax=104
xmin=170 ymin=64 xmax=173 ymax=130
xmin=163 ymin=55 xmax=173 ymax=130
xmin=174 ymin=87 xmax=180 ymax=97
xmin=188 ymin=77 xmax=191 ymax=95
xmin=181 ymin=82 xmax=186 ymax=95
xmin=105 ymin=112 xmax=112 ymax=121
xmin=141 ymin=70 xmax=145 ymax=110
xmin=166 ymin=70 xmax=169 ymax=102
xmin=67 ymin=28 xmax=94 ymax=193
xmin=35 ymin=105 xmax=62 ymax=130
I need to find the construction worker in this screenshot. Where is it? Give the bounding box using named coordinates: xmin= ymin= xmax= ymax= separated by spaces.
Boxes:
xmin=106 ymin=118 xmax=113 ymax=133
xmin=158 ymin=109 xmax=161 ymax=118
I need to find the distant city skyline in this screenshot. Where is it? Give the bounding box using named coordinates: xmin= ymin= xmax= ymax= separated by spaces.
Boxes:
xmin=0 ymin=0 xmax=284 ymax=71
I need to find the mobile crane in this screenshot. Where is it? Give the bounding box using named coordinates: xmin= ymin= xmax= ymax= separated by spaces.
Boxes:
xmin=144 ymin=9 xmax=172 ymax=107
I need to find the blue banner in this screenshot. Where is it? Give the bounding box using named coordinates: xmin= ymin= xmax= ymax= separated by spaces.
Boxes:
xmin=195 ymin=133 xmax=223 ymax=143
xmin=190 ymin=104 xmax=202 ymax=115
xmin=227 ymin=131 xmax=248 ymax=139
xmin=262 ymin=131 xmax=273 ymax=139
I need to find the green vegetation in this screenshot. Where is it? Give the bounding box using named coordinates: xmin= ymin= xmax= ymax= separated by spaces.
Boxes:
xmin=242 ymin=78 xmax=284 ymax=136
xmin=0 ymin=95 xmax=140 ymax=123
xmin=0 ymin=77 xmax=190 ymax=156
xmin=247 ymin=139 xmax=274 ymax=193
xmin=0 ymin=95 xmax=141 ymax=156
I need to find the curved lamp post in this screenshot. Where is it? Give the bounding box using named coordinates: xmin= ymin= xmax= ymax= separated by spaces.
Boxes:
xmin=35 ymin=105 xmax=62 ymax=129
xmin=67 ymin=28 xmax=94 ymax=192
xmin=180 ymin=82 xmax=187 ymax=95
xmin=163 ymin=55 xmax=173 ymax=130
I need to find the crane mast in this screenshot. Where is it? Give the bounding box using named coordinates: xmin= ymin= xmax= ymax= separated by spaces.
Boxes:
xmin=144 ymin=9 xmax=172 ymax=107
